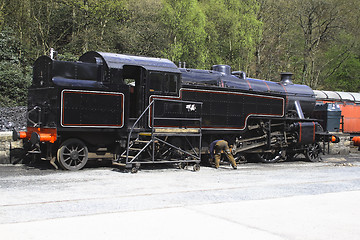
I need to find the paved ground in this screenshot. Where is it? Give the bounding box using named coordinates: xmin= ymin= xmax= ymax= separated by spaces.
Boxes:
xmin=1 ymin=154 xmax=360 ymax=239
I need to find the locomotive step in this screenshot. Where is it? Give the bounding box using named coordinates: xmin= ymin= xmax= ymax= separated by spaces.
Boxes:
xmin=134 ymin=140 xmax=150 ymax=143
xmin=27 ymin=150 xmax=41 ymax=154
xmin=112 ymin=162 xmax=126 ymax=167
xmin=120 ymin=155 xmax=135 ymax=159
xmin=139 ymin=132 xmax=152 ymax=136
xmin=129 ymin=148 xmax=142 ymax=151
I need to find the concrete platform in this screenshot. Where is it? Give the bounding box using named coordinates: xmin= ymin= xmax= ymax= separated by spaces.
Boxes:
xmin=1 ymin=191 xmax=360 ymax=240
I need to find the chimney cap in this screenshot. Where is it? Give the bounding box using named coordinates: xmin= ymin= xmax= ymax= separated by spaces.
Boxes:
xmin=281 ymin=72 xmax=293 ymax=76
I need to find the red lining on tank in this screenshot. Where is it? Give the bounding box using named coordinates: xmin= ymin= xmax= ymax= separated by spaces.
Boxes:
xmin=149 ymin=88 xmax=285 ymax=129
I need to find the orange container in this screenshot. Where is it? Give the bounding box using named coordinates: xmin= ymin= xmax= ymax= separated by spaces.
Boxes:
xmin=339 ymin=104 xmax=360 ymax=133
xmin=352 ymin=136 xmax=360 ymax=146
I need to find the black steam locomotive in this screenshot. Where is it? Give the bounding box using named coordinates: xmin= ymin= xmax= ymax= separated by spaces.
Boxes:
xmin=13 ymin=51 xmax=335 ymax=171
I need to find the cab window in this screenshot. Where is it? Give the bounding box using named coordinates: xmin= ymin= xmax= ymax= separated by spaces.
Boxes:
xmin=149 ymin=72 xmax=163 ymax=92
xmin=167 ymin=74 xmax=178 ymax=93
xmin=149 ymin=72 xmax=179 ymax=94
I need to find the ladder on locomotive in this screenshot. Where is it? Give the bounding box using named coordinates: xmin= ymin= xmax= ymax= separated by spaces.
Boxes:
xmin=114 ymin=98 xmax=202 ymax=171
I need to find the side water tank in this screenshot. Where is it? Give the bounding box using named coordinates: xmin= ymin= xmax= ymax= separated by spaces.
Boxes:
xmin=312 ymin=103 xmax=341 ymax=132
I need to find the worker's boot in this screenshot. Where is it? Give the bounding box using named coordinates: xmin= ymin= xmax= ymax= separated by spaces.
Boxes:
xmin=214 ymin=155 xmax=220 ymax=169
xmin=225 ymin=151 xmax=237 ymax=169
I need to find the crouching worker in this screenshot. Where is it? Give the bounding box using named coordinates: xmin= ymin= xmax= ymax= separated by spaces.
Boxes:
xmin=209 ymin=140 xmax=237 ymax=169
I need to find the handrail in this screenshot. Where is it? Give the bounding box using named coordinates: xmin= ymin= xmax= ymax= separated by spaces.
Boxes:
xmin=126 ymin=100 xmax=155 ymax=163
xmin=27 ymin=106 xmax=42 ymax=127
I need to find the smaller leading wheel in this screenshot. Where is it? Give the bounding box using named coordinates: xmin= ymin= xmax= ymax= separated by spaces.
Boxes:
xmin=57 ymin=138 xmax=89 ymax=170
xmin=305 ymin=143 xmax=322 ymax=162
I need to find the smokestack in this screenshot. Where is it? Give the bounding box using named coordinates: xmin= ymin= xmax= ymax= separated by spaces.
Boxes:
xmin=280 ymin=72 xmax=293 ymax=85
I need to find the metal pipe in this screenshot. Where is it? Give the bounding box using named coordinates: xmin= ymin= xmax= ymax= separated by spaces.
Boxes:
xmin=294 ymin=100 xmax=305 ymax=119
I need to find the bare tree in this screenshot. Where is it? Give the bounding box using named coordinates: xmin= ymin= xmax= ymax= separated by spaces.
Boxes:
xmin=294 ymin=0 xmax=352 ymax=88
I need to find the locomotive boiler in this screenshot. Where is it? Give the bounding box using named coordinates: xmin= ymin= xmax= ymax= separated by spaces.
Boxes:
xmin=13 ymin=51 xmax=335 ymax=171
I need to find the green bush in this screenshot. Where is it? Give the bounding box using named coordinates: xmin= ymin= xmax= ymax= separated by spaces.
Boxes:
xmin=0 ymin=27 xmax=31 ymax=107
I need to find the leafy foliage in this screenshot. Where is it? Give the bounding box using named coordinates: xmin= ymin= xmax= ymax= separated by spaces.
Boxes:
xmin=0 ymin=0 xmax=359 ymax=106
xmin=323 ymin=46 xmax=360 ymax=91
xmin=201 ymin=0 xmax=261 ymax=72
xmin=0 ymin=28 xmax=31 ymax=106
xmin=162 ymin=0 xmax=207 ymax=68
xmin=0 ymin=0 xmax=4 ymax=29
xmin=255 ymin=0 xmax=360 ymax=87
xmin=115 ymin=0 xmax=166 ymax=57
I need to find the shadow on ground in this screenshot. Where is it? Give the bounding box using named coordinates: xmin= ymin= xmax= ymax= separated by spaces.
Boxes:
xmin=9 ymin=149 xmax=360 ymax=172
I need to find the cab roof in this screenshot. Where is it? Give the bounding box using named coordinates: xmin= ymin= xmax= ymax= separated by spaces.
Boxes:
xmin=79 ymin=51 xmax=180 ymax=73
